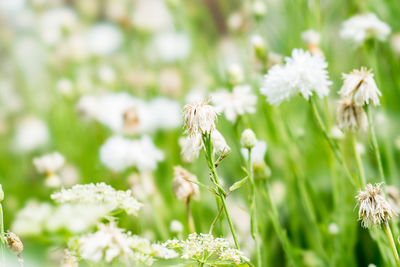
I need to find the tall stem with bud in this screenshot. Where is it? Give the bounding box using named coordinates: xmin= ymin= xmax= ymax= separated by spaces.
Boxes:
xmin=202 ymin=133 xmax=240 ymax=249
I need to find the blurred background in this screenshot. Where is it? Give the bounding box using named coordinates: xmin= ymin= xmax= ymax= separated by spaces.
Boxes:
xmin=1 ymin=0 xmax=400 ymax=266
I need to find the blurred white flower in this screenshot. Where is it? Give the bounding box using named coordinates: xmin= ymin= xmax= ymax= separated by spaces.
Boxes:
xmin=12 ymin=201 xmax=52 ymax=236
xmin=39 ymin=7 xmax=78 ymax=45
xmin=328 ymin=223 xmax=339 ymax=235
xmin=86 ymin=23 xmax=123 ymax=56
xmin=97 ymin=65 xmax=116 ymax=84
xmin=241 ymin=140 xmax=267 ymax=165
xmin=131 ymin=0 xmax=172 ymax=32
xmin=152 ymin=31 xmax=191 ymax=62
xmin=211 ymin=85 xmax=257 ymax=122
xmin=261 ymin=49 xmax=331 ymax=105
xmin=100 ymin=135 xmax=164 ymax=172
xmin=51 ymin=182 xmax=143 ymax=216
xmin=336 ymin=98 xmax=368 ymax=132
xmin=170 ymin=220 xmax=183 ymax=233
xmin=33 ymin=152 xmax=65 ymax=174
xmin=180 ymin=134 xmax=202 ymax=163
xmin=14 ymin=116 xmax=49 ymax=152
xmin=339 ymin=67 xmax=381 ymax=106
xmin=340 ymin=13 xmax=391 ymax=46
xmin=59 ymin=164 xmax=80 ymax=187
xmin=227 ymin=63 xmax=244 ymax=85
xmin=211 ymin=130 xmax=230 ymax=154
xmin=390 ymin=33 xmax=400 ymax=57
xmin=56 ymin=78 xmax=74 ymax=96
xmin=301 ymin=29 xmax=323 ymax=56
xmin=173 ymin=166 xmax=200 ymax=203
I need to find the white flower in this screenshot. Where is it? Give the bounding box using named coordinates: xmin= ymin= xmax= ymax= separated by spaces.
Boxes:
xmin=86 ymin=23 xmax=123 ymax=56
xmin=211 ymin=130 xmax=230 ymax=154
xmin=301 ymin=29 xmax=321 ymax=45
xmin=133 ymin=135 xmax=165 ymax=172
xmin=261 ymin=49 xmax=331 ymax=105
xmin=131 ymin=0 xmax=172 ymax=32
xmin=39 ymin=7 xmax=78 ymax=45
xmin=14 ymin=116 xmax=49 ymax=152
xmin=99 ymin=136 xmax=135 ymax=172
xmin=51 ymin=183 xmax=143 ymax=216
xmin=211 ymin=85 xmax=257 ymax=122
xmin=356 ymin=183 xmax=395 ymax=228
xmin=164 ymin=233 xmax=249 ymax=265
xmin=328 ymin=223 xmax=339 ymax=235
xmin=183 ymin=100 xmax=218 ymax=136
xmin=390 ymin=33 xmax=400 ymax=57
xmin=241 ymin=129 xmax=257 ymax=149
xmin=339 ymin=67 xmax=381 ymax=106
xmin=33 ymin=152 xmax=65 ymax=174
xmin=336 ymin=98 xmax=368 ymax=132
xmin=12 ymin=201 xmax=52 ymax=236
xmin=241 ymin=140 xmax=267 ymax=165
xmin=340 ymin=13 xmax=391 ymax=45
xmin=56 ymin=78 xmax=74 ymax=96
xmin=180 ymin=135 xmax=203 ymax=163
xmin=227 ymin=63 xmax=244 ymax=85
xmin=170 ymin=220 xmax=184 ymax=233
xmin=173 ymin=166 xmax=200 ymax=203
xmin=151 ymin=31 xmax=191 ymax=62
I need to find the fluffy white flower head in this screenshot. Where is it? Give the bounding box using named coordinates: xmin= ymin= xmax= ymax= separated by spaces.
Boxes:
xmin=356 ymin=183 xmax=395 ymax=228
xmin=183 ymin=100 xmax=218 ymax=136
xmin=339 ymin=67 xmax=381 ymax=106
xmin=340 ymin=13 xmax=391 ymax=45
xmin=211 ymin=85 xmax=257 ymax=123
xmin=172 ymin=166 xmax=200 ymax=203
xmin=261 ymin=49 xmax=331 ymax=105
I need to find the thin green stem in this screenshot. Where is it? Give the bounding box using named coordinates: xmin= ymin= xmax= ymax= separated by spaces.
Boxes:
xmin=0 ymin=204 xmax=4 ymax=267
xmin=186 ymin=199 xmax=196 ymax=233
xmin=209 ymin=205 xmax=224 ymax=234
xmin=366 ymin=105 xmax=385 ymax=182
xmin=202 ymin=133 xmax=240 ymax=249
xmin=383 ymin=220 xmax=400 ymax=266
xmin=309 ymin=97 xmax=359 ymax=188
xmin=351 ymin=134 xmax=366 ymax=187
xmin=247 ymin=149 xmax=262 ymax=267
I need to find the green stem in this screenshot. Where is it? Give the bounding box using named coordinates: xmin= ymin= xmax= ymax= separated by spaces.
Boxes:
xmin=209 ymin=205 xmax=224 ymax=234
xmin=383 ymin=220 xmax=400 ymax=266
xmin=309 ymin=97 xmax=359 ymax=188
xmin=186 ymin=199 xmax=196 ymax=233
xmin=248 ymin=149 xmax=262 ymax=267
xmin=0 ymin=204 xmax=4 ymax=266
xmin=366 ymin=105 xmax=385 ymax=182
xmin=351 ymin=134 xmax=366 ymax=187
xmin=203 ymin=133 xmax=240 ymax=249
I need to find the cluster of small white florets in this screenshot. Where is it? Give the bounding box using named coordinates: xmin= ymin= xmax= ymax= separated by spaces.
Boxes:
xmin=261 ymin=49 xmax=332 ymax=105
xmin=164 ymin=233 xmax=249 ymax=265
xmin=340 ymin=13 xmax=391 ymax=46
xmin=100 ymin=135 xmax=164 ymax=172
xmin=68 ymin=221 xmax=178 ymax=265
xmin=51 ymin=183 xmax=143 ymax=216
xmin=181 ymin=100 xmax=230 ymax=162
xmin=33 ymin=152 xmax=66 ymax=187
xmin=211 ymin=85 xmax=257 ymax=123
xmin=356 ymin=183 xmax=396 ymax=228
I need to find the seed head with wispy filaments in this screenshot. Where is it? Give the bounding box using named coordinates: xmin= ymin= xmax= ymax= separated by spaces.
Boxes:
xmin=173 ymin=166 xmax=200 ymax=203
xmin=337 ymin=98 xmax=368 ymax=132
xmin=261 ymin=49 xmax=331 ymax=105
xmin=183 ymin=100 xmax=218 ymax=136
xmin=356 ymin=183 xmax=396 ymax=228
xmin=339 ymin=67 xmax=381 ymax=106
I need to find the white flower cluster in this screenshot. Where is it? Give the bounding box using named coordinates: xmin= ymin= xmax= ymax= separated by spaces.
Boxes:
xmin=51 ymin=183 xmax=143 ymax=216
xmin=77 ymin=93 xmax=181 ymax=134
xmin=211 ymin=85 xmax=257 ymax=123
xmin=261 ymin=49 xmax=331 ymax=105
xmin=340 ymin=13 xmax=391 ymax=46
xmin=100 ymin=135 xmax=164 ymax=172
xmin=151 ymin=31 xmax=191 ymax=62
xmin=12 ymin=201 xmax=109 ymax=236
xmin=164 ymin=233 xmax=249 ymax=265
xmin=33 ymin=152 xmax=65 ymax=174
xmin=68 ymin=222 xmax=178 ymax=265
xmin=14 ymin=116 xmax=49 ymax=152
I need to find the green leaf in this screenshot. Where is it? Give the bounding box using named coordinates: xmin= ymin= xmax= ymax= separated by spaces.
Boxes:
xmin=229 ymin=176 xmax=249 ymax=192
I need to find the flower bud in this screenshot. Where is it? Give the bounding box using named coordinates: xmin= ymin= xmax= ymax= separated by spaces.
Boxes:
xmin=5 ymin=231 xmax=24 ymax=255
xmin=227 ymin=64 xmax=244 ymax=86
xmin=250 ymin=34 xmax=267 ymax=60
xmin=252 ymin=1 xmax=267 ymax=20
xmin=170 ymin=220 xmax=183 ymax=233
xmin=241 ymin=129 xmax=257 ymax=149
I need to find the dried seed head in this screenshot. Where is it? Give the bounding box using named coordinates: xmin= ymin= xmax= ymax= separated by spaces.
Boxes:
xmin=356 ymin=183 xmax=395 ymax=228
xmin=337 ymin=98 xmax=368 ymax=132
xmin=5 ymin=231 xmax=24 ymax=255
xmin=183 ymin=100 xmax=217 ymax=136
xmin=240 ymin=129 xmax=257 ymax=149
xmin=339 ymin=67 xmax=381 ymax=106
xmin=172 ymin=166 xmax=200 ymax=203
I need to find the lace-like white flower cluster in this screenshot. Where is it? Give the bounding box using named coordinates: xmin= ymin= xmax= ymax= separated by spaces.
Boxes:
xmin=68 ymin=222 xmax=178 ymax=265
xmin=51 ymin=183 xmax=143 ymax=216
xmin=164 ymin=233 xmax=249 ymax=265
xmin=261 ymin=49 xmax=331 ymax=105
